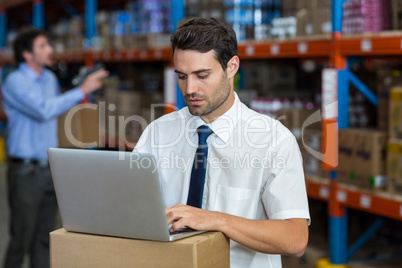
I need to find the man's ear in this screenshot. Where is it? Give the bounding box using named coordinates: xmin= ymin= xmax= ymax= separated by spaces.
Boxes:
xmin=226 ymin=56 xmax=240 ymax=79
xmin=22 ymin=50 xmax=31 ymax=62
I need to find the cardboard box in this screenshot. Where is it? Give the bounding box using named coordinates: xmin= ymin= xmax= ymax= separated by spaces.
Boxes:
xmin=376 ymin=70 xmax=402 ymax=131
xmin=354 ymin=130 xmax=387 ymax=190
xmin=316 ymin=0 xmax=331 ymax=9
xmin=387 ymin=139 xmax=402 ymax=194
xmin=58 ymin=105 xmax=100 ymax=149
xmin=338 ymin=129 xmax=359 ymax=186
xmin=301 ymin=129 xmax=329 ymax=178
xmin=282 ymin=0 xmax=298 ymax=17
xmin=297 ymin=0 xmax=317 ymax=10
xmin=296 ymin=9 xmax=314 ymax=36
xmin=276 ymin=109 xmax=321 ymax=139
xmin=50 ymin=229 xmax=229 ymax=268
xmin=338 ymin=129 xmax=387 ymax=190
xmin=117 ymin=91 xmax=142 ymax=117
xmin=392 ymin=0 xmax=402 ymax=30
xmin=389 ymin=87 xmax=402 ymax=139
xmin=313 ymin=9 xmax=331 ymax=34
xmin=243 ymin=61 xmax=297 ymax=93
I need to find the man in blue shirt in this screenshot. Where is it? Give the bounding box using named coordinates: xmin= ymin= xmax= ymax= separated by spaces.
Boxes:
xmin=1 ymin=27 xmax=108 ymax=268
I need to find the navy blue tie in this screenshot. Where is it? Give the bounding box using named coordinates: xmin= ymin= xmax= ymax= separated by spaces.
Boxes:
xmin=187 ymin=125 xmax=213 ymax=208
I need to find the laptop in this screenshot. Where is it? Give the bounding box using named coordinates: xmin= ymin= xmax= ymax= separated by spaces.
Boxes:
xmin=48 ymin=148 xmax=205 ymax=242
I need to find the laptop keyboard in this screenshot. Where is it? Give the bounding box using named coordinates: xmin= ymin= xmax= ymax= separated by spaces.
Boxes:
xmin=169 ymin=227 xmax=197 ymax=235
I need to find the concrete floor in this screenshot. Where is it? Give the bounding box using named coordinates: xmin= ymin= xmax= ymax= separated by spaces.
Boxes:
xmin=0 ymin=163 xmax=62 ymax=267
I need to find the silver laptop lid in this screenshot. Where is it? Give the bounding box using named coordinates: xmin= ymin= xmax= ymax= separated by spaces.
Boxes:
xmin=48 ymin=148 xmax=171 ymax=241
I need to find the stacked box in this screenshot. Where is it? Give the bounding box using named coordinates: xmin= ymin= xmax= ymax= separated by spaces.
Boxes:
xmin=58 ymin=105 xmax=100 ymax=149
xmin=338 ymin=129 xmax=387 ymax=190
xmin=296 ymin=9 xmax=313 ymax=36
xmin=391 ymin=0 xmax=402 ymax=29
xmin=338 ymin=129 xmax=360 ymax=186
xmin=387 ymin=140 xmax=402 ymax=194
xmin=389 ymin=87 xmax=402 ymax=139
xmin=354 ymin=130 xmax=387 ymax=190
xmin=242 ymin=61 xmax=297 ymax=94
xmin=296 ymin=7 xmax=331 ymax=36
xmin=301 ymin=129 xmax=330 ymax=178
xmin=342 ymin=0 xmax=391 ymax=34
xmin=376 ymin=70 xmax=402 ymax=131
xmin=50 ymin=229 xmax=230 ymax=268
xmin=136 ymin=33 xmax=171 ymax=49
xmin=276 ymin=109 xmax=321 ymax=139
xmin=282 ymin=0 xmax=298 ymax=17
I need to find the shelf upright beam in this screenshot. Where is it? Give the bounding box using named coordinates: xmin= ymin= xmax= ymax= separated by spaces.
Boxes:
xmin=85 ymin=0 xmax=97 ymax=50
xmin=171 ymin=0 xmax=185 ymax=109
xmin=0 ymin=7 xmax=6 ymax=48
xmin=326 ymin=0 xmax=349 ymax=267
xmin=33 ymin=0 xmax=44 ymax=29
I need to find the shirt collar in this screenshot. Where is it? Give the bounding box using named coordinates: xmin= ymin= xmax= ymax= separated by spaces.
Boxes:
xmin=19 ymin=63 xmax=42 ymax=82
xmin=188 ymin=92 xmax=241 ymax=144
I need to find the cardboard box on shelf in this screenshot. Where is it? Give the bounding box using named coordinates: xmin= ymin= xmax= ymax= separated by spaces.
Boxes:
xmin=296 ymin=9 xmax=314 ymax=36
xmin=136 ymin=33 xmax=171 ymax=49
xmin=301 ymin=129 xmax=329 ymax=178
xmin=276 ymin=109 xmax=321 ymax=140
xmin=389 ymin=87 xmax=402 ymax=139
xmin=297 ymin=0 xmax=317 ymax=10
xmin=317 ymin=0 xmax=331 ymax=9
xmin=338 ymin=129 xmax=359 ymax=186
xmin=243 ymin=61 xmax=297 ymax=93
xmin=58 ymin=105 xmax=100 ymax=149
xmin=387 ymin=139 xmax=402 ymax=195
xmin=116 ymin=91 xmax=143 ymax=117
xmin=392 ymin=0 xmax=402 ymax=30
xmin=50 ymin=229 xmax=229 ymax=268
xmin=282 ymin=0 xmax=298 ymax=17
xmin=376 ymin=70 xmax=402 ymax=131
xmin=313 ymin=9 xmax=331 ymax=35
xmin=354 ymin=130 xmax=387 ymax=190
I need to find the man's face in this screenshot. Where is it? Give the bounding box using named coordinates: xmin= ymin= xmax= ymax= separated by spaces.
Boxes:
xmin=173 ymin=49 xmax=233 ymax=123
xmin=27 ymin=35 xmax=53 ymax=67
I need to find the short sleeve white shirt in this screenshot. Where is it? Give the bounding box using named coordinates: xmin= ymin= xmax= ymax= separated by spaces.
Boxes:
xmin=134 ymin=92 xmax=310 ymax=268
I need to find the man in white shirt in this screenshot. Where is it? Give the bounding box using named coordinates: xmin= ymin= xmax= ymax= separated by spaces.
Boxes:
xmin=134 ymin=17 xmax=310 ymax=267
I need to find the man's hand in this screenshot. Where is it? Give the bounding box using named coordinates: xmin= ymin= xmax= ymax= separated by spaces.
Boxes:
xmin=165 ymin=204 xmax=225 ymax=232
xmin=166 ymin=203 xmax=308 ymax=256
xmin=79 ymin=69 xmax=109 ymax=95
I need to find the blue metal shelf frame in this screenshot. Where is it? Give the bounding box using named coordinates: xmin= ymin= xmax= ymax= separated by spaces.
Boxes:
xmin=330 ymin=1 xmax=382 ymax=266
xmin=33 ymin=0 xmax=44 ymax=29
xmin=0 ymin=9 xmax=6 ymax=48
xmin=85 ymin=0 xmax=97 ymax=49
xmin=172 ymin=0 xmax=185 ymax=109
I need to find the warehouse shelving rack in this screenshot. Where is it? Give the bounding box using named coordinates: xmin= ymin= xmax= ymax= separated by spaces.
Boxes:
xmin=1 ymin=0 xmax=402 ymax=266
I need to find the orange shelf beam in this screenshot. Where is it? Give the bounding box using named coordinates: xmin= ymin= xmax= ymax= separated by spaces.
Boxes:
xmin=306 ymin=177 xmax=402 ymax=221
xmin=0 ymin=0 xmax=31 ymax=9
xmin=53 ymin=51 xmax=85 ymax=63
xmin=340 ymin=35 xmax=402 ymax=56
xmin=306 ymin=176 xmax=330 ymax=202
xmin=89 ymin=48 xmax=173 ymax=62
xmin=0 ymin=53 xmax=13 ymax=65
xmin=238 ymin=39 xmax=331 ymax=59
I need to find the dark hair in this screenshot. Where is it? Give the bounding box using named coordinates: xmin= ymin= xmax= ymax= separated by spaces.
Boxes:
xmin=170 ymin=17 xmax=238 ymax=71
xmin=13 ymin=27 xmax=48 ymax=64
